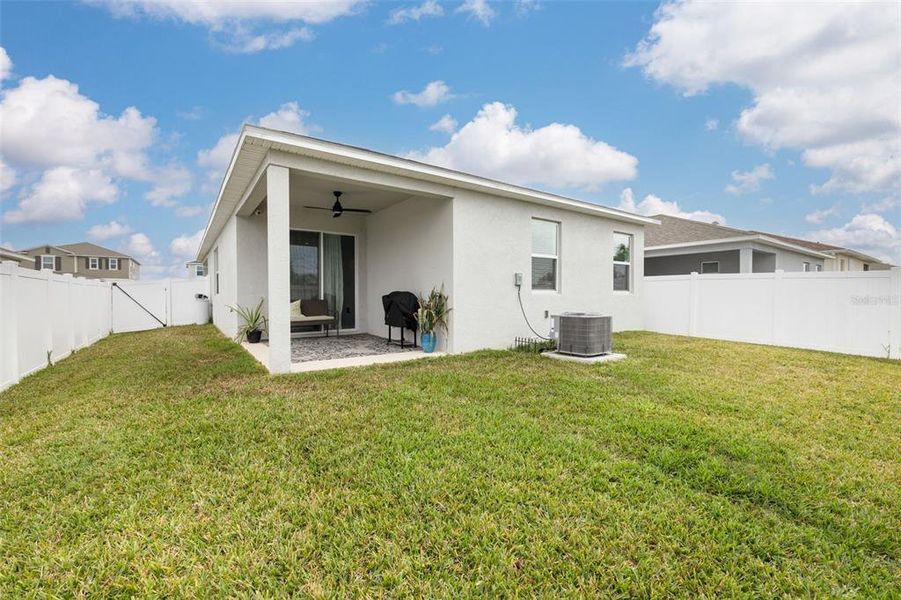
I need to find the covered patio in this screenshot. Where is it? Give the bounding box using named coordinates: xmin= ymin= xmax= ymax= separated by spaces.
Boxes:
xmin=206 ymin=129 xmax=455 ymax=373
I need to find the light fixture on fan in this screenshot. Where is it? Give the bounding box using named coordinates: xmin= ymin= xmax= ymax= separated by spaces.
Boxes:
xmin=305 ymin=191 xmax=372 ymax=218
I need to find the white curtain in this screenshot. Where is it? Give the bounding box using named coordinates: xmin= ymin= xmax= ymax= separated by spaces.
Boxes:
xmin=322 ymin=234 xmax=344 ymax=327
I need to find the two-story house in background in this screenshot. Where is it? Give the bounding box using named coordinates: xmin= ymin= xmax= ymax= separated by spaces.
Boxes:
xmin=22 ymin=242 xmax=140 ymax=280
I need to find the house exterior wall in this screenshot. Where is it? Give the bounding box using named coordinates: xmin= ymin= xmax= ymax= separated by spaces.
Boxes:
xmin=646 ymin=241 xmax=825 ymax=275
xmin=211 ymin=215 xmax=239 ymax=339
xmin=646 ymin=250 xmax=741 ymax=275
xmin=365 ymin=196 xmax=453 ymax=349
xmin=451 ymin=190 xmax=645 ymax=354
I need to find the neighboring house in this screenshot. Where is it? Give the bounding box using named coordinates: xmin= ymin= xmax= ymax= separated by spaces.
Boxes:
xmin=186 ymin=261 xmax=206 ymax=279
xmin=645 ymin=215 xmax=860 ymax=275
xmin=0 ymin=246 xmax=32 ymax=266
xmin=22 ymin=243 xmax=140 ymax=280
xmin=195 ymin=125 xmax=656 ymax=373
xmin=746 ymin=231 xmax=890 ymax=272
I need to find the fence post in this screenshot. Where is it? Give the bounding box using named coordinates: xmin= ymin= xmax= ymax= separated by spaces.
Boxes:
xmin=688 ymin=271 xmax=699 ymax=336
xmin=889 ymin=267 xmax=901 ymax=360
xmin=44 ymin=269 xmax=54 ymax=367
xmin=62 ymin=273 xmax=75 ymax=357
xmin=1 ymin=262 xmax=20 ymax=389
xmin=771 ymin=270 xmax=783 ymax=346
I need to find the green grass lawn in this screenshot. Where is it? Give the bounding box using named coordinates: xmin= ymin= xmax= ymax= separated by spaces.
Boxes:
xmin=1 ymin=326 xmax=899 ymax=597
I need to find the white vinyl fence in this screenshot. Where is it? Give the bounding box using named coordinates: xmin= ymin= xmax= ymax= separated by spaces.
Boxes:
xmin=1 ymin=261 xmax=210 ymax=390
xmin=644 ymin=268 xmax=901 ymax=359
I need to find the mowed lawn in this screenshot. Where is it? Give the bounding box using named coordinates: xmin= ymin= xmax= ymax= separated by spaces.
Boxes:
xmin=1 ymin=326 xmax=899 ymax=597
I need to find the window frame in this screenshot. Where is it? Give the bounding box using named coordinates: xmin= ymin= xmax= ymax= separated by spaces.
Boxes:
xmin=109 ymin=257 xmax=119 ymax=271
xmin=802 ymin=262 xmax=811 ymax=272
xmin=530 ymin=218 xmax=560 ymax=292
xmin=88 ymin=257 xmax=99 ymax=270
xmin=213 ymin=248 xmax=220 ymax=295
xmin=195 ymin=264 xmax=206 ymax=277
xmin=612 ymin=231 xmax=633 ymax=293
xmin=41 ymin=255 xmax=55 ymax=270
xmin=700 ymin=261 xmax=720 ymax=274
xmin=815 ymin=264 xmax=823 ymax=272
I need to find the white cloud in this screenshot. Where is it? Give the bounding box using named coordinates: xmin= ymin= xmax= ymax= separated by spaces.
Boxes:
xmin=146 ymin=164 xmax=193 ymax=207
xmin=457 ymin=0 xmax=495 ymax=25
xmin=391 ymin=80 xmax=453 ymax=107
xmin=408 ymin=102 xmax=637 ymax=190
xmin=175 ymin=205 xmax=206 ymax=218
xmin=0 ymin=47 xmax=11 ymax=81
xmin=0 ymin=158 xmax=16 ymax=193
xmin=618 ymin=187 xmax=725 ymax=224
xmin=704 ymin=118 xmax=718 ymax=131
xmin=197 ymin=102 xmax=314 ymax=191
xmin=87 ymin=220 xmax=133 ymax=241
xmin=177 ymin=106 xmax=205 ymax=120
xmin=170 ymin=229 xmax=205 ymax=260
xmin=87 ymin=0 xmax=362 ymax=52
xmin=257 ymin=101 xmax=312 ymax=133
xmin=123 ymin=232 xmax=159 ymax=262
xmin=0 ymin=73 xmax=194 ymax=219
xmin=515 ymin=0 xmax=540 ymax=16
xmin=626 ymin=1 xmax=901 ymax=194
xmin=429 ymin=114 xmax=458 ymax=134
xmin=388 ymin=1 xmax=443 ymax=25
xmin=804 ymin=206 xmax=838 ymax=225
xmin=724 ymin=163 xmax=774 ymax=195
xmin=0 ymin=75 xmax=156 ymax=175
xmin=808 ymin=213 xmax=900 ymax=264
xmin=4 ymin=167 xmax=117 ymax=224
xmin=861 ymin=197 xmax=899 ymax=214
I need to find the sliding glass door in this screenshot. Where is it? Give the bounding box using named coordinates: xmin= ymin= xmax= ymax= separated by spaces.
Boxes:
xmin=289 ymin=230 xmax=356 ymax=330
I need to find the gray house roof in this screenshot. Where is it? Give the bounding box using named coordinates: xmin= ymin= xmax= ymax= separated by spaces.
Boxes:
xmin=646 ymin=214 xmax=887 ymax=265
xmin=645 ymin=215 xmax=750 ymax=246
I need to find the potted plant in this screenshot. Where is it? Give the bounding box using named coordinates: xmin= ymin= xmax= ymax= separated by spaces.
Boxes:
xmin=415 ymin=285 xmax=451 ymax=353
xmin=231 ymin=299 xmax=267 ymax=343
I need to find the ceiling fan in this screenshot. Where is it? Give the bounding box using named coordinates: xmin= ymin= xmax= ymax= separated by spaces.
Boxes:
xmin=305 ymin=191 xmax=372 ymax=218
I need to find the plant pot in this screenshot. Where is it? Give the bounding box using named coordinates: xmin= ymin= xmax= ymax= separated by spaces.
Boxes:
xmin=421 ymin=331 xmax=436 ymax=353
xmin=246 ymin=329 xmax=262 ymax=344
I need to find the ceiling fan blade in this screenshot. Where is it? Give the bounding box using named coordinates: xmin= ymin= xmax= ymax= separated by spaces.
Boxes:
xmin=341 ymin=208 xmax=373 ymax=213
xmin=304 ymin=206 xmax=332 ymax=211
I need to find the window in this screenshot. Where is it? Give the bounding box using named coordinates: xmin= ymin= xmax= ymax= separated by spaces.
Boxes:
xmin=213 ymin=248 xmax=220 ymax=294
xmin=613 ymin=232 xmax=632 ymax=292
xmin=531 ymin=218 xmax=559 ymax=291
xmin=863 ymin=264 xmax=870 ymax=271
xmin=89 ymin=257 xmax=99 ymax=270
xmin=195 ymin=264 xmax=206 ymax=277
xmin=41 ymin=255 xmax=55 ymax=270
xmin=815 ymin=264 xmax=823 ymax=272
xmin=802 ymin=262 xmax=810 ymax=272
xmin=701 ymin=261 xmax=719 ymax=274
xmin=109 ymin=258 xmax=119 ymax=270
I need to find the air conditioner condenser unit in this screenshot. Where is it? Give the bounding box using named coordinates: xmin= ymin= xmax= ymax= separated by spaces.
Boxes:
xmin=554 ymin=313 xmax=612 ymax=357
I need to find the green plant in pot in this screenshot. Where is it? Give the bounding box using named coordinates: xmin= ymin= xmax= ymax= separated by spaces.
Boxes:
xmin=415 ymin=285 xmax=450 ymax=353
xmin=231 ymin=299 xmax=267 ymax=343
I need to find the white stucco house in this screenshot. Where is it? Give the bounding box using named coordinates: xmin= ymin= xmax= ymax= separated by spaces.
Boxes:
xmin=194 ymin=126 xmax=656 ymax=373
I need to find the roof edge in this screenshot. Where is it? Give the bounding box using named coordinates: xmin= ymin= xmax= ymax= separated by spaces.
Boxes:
xmin=196 ymin=126 xmax=657 ymax=261
xmin=647 ymin=234 xmax=833 ymax=259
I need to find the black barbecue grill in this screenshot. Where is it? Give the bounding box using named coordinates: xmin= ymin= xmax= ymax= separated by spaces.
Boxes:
xmin=382 ymin=291 xmax=419 ymax=348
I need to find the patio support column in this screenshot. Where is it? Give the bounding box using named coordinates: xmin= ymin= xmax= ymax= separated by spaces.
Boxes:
xmin=267 ymin=164 xmax=291 ymax=373
xmin=739 ymin=247 xmax=753 ymax=273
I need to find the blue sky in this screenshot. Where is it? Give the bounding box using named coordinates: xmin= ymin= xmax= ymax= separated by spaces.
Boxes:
xmin=1 ymin=0 xmax=898 ymax=274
